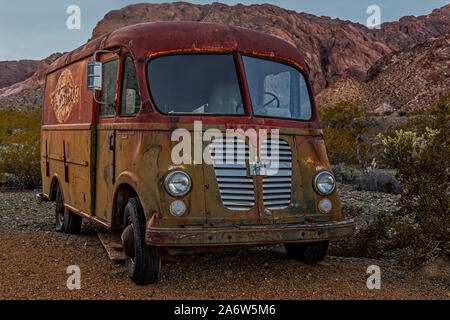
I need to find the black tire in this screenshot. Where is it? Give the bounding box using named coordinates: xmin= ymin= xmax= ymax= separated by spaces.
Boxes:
xmin=55 ymin=186 xmax=82 ymax=234
xmin=122 ymin=197 xmax=161 ymax=285
xmin=285 ymin=241 xmax=329 ymax=264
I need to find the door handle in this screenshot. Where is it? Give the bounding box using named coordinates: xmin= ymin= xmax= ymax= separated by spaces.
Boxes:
xmin=109 ymin=133 xmax=114 ymax=151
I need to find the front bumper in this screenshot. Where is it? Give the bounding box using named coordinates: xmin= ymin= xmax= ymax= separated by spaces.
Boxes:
xmin=146 ymin=219 xmax=355 ymax=247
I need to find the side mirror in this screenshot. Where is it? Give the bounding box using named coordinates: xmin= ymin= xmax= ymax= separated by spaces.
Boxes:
xmin=87 ymin=61 xmax=102 ymax=91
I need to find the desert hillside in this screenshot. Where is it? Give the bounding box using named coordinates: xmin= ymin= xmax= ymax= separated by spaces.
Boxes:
xmin=316 ymin=34 xmax=450 ymax=112
xmin=0 ymin=2 xmax=448 ymax=110
xmin=91 ymin=2 xmax=449 ymax=93
xmin=0 ymin=60 xmax=39 ymax=89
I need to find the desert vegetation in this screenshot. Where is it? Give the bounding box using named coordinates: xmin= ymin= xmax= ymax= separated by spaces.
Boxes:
xmin=0 ymin=107 xmax=41 ymax=189
xmin=322 ymin=94 xmax=449 ymax=266
xmin=0 ymin=94 xmax=448 ymax=266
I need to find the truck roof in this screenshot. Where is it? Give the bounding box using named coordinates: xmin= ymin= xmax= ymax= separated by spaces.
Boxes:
xmin=47 ymin=21 xmax=308 ymax=75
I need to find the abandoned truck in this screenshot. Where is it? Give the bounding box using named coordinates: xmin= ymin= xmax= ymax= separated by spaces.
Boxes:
xmin=36 ymin=21 xmax=355 ymax=285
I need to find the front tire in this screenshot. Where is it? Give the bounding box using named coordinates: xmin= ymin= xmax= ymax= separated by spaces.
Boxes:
xmin=55 ymin=186 xmax=82 ymax=234
xmin=285 ymin=241 xmax=329 ymax=264
xmin=122 ymin=197 xmax=161 ymax=285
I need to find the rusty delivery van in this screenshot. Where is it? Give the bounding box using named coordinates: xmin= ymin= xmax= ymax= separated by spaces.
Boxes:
xmin=36 ymin=21 xmax=355 ymax=284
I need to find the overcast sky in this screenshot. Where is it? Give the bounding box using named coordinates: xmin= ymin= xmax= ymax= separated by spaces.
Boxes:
xmin=0 ymin=0 xmax=447 ymax=61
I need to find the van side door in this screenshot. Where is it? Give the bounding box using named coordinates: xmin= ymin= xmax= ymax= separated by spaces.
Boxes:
xmin=94 ymin=55 xmax=119 ymax=222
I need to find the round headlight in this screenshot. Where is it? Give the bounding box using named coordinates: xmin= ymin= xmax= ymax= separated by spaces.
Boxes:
xmin=170 ymin=200 xmax=187 ymax=217
xmin=164 ymin=170 xmax=192 ymax=197
xmin=318 ymin=198 xmax=333 ymax=213
xmin=313 ymin=171 xmax=336 ymax=195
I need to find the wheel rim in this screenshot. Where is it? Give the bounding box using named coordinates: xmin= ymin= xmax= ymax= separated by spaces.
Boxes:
xmin=56 ymin=191 xmax=65 ymax=229
xmin=58 ymin=209 xmax=64 ymax=226
xmin=122 ymin=220 xmax=136 ymax=270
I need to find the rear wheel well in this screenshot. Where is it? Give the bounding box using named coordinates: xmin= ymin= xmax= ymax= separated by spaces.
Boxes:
xmin=49 ymin=177 xmax=60 ymax=201
xmin=112 ymin=184 xmax=137 ymax=231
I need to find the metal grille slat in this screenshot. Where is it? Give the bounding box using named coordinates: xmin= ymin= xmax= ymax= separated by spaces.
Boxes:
xmin=222 ymin=194 xmax=256 ymax=200
xmin=263 ymin=188 xmax=291 ymax=194
xmin=264 ymin=199 xmax=291 ymax=206
xmin=218 ymin=183 xmax=254 ymax=189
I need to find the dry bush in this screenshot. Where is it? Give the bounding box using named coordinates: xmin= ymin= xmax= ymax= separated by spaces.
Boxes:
xmin=376 ymin=94 xmax=449 ymax=265
xmin=0 ymin=108 xmax=41 ymax=189
xmin=319 ymin=101 xmax=378 ymax=165
xmin=333 ymin=164 xmax=401 ymax=194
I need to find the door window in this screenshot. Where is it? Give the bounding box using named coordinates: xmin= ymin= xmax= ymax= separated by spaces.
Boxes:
xmin=100 ymin=59 xmax=119 ymax=117
xmin=242 ymin=56 xmax=312 ymax=120
xmin=120 ymin=56 xmax=141 ymax=116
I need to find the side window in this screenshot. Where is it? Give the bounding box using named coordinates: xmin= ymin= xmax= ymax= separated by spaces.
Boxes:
xmin=120 ymin=56 xmax=141 ymax=116
xmin=100 ymin=59 xmax=119 ymax=117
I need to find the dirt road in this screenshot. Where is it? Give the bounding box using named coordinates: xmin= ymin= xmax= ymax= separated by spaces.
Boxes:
xmin=0 ymin=190 xmax=448 ymax=300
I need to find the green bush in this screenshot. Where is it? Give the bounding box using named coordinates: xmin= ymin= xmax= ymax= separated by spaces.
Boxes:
xmin=0 ymin=108 xmax=41 ymax=189
xmin=377 ymin=94 xmax=449 ymax=265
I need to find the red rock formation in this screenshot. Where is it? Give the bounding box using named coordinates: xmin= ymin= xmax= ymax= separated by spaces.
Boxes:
xmin=0 ymin=60 xmax=40 ymax=89
xmin=0 ymin=53 xmax=63 ymax=110
xmin=1 ymin=2 xmax=448 ymax=111
xmin=316 ymin=34 xmax=450 ymax=112
xmin=91 ymin=2 xmax=449 ymax=93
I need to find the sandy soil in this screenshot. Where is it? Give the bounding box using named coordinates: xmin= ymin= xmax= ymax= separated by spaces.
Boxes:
xmin=0 ymin=190 xmax=448 ymax=300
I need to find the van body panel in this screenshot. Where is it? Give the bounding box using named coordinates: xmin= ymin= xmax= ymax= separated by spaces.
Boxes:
xmin=41 ymin=57 xmax=95 ymax=216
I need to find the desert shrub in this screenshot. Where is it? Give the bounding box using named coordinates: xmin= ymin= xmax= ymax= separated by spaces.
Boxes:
xmin=332 ymin=207 xmax=398 ymax=259
xmin=376 ymin=94 xmax=449 ymax=265
xmin=353 ymin=171 xmax=401 ymax=194
xmin=319 ymin=101 xmax=378 ymax=165
xmin=332 ymin=164 xmax=401 ymax=194
xmin=354 ymin=210 xmax=397 ymax=259
xmin=0 ymin=108 xmax=41 ymax=189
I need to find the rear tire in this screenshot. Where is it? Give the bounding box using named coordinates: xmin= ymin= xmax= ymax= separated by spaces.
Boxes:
xmin=55 ymin=186 xmax=82 ymax=234
xmin=122 ymin=197 xmax=161 ymax=285
xmin=285 ymin=241 xmax=329 ymax=264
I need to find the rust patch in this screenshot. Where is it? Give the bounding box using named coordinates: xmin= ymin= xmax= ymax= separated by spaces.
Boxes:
xmin=50 ymin=69 xmax=80 ymax=123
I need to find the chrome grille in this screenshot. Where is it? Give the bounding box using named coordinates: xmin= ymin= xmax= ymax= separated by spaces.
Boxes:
xmin=209 ymin=137 xmax=255 ymax=211
xmin=261 ymin=139 xmax=292 ymax=210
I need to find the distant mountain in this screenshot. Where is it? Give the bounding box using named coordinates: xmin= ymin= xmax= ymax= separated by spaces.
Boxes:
xmin=91 ymin=2 xmax=449 ymax=93
xmin=0 ymin=60 xmax=40 ymax=89
xmin=0 ymin=2 xmax=448 ymax=111
xmin=0 ymin=54 xmax=62 ymax=110
xmin=316 ymin=34 xmax=450 ymax=112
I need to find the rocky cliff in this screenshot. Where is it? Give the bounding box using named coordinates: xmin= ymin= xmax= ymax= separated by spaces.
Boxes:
xmin=0 ymin=60 xmax=40 ymax=89
xmin=316 ymin=34 xmax=450 ymax=112
xmin=91 ymin=2 xmax=449 ymax=93
xmin=0 ymin=2 xmax=448 ymax=110
xmin=0 ymin=54 xmax=62 ymax=110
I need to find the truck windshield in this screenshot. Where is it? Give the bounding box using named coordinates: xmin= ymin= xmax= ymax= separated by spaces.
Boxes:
xmin=242 ymin=55 xmax=312 ymax=121
xmin=147 ymin=54 xmax=245 ymax=115
xmin=147 ymin=54 xmax=312 ymax=120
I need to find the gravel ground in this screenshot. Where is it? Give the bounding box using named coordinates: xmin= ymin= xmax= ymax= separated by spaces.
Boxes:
xmin=337 ymin=183 xmax=401 ymax=215
xmin=0 ymin=187 xmax=448 ymax=300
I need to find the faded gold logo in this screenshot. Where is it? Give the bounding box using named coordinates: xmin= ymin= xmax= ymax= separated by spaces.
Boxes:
xmin=50 ymin=69 xmax=80 ymax=123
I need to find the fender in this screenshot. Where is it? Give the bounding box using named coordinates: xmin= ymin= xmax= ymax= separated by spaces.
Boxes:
xmin=113 ymin=170 xmax=160 ymax=220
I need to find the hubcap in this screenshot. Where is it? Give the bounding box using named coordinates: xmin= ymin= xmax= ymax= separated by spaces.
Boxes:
xmin=121 ymin=224 xmax=135 ymax=260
